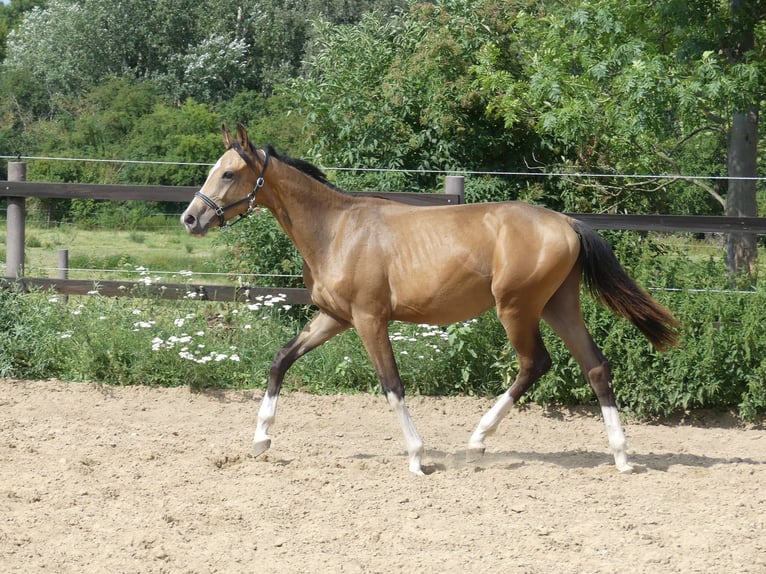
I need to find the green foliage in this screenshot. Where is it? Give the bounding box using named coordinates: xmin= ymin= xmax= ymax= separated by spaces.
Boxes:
xmin=214 ymin=209 xmax=304 ymax=288
xmin=293 ymin=2 xmax=525 ymax=196
xmin=216 ymin=90 xmax=309 ymax=156
xmin=3 ymin=0 xmax=763 ymax=222
xmin=0 ymin=0 xmax=404 ymax=185
xmin=0 ymin=286 xmax=301 ymax=388
xmin=0 ymin=285 xmax=66 ymax=379
xmin=473 ymin=0 xmax=765 ymax=213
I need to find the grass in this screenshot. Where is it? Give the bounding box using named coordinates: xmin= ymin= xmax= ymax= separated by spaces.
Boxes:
xmin=1 ymin=218 xmax=224 ymax=282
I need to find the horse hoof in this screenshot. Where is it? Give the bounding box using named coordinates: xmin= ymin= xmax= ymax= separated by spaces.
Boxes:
xmin=617 ymin=463 xmax=634 ymax=474
xmin=253 ymin=437 xmax=272 ymax=458
xmin=466 ymin=445 xmax=486 ymax=463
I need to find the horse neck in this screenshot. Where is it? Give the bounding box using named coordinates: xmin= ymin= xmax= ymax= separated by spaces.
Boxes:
xmin=260 ymin=161 xmax=351 ymax=261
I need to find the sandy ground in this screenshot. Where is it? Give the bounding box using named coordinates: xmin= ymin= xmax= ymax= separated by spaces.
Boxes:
xmin=1 ymin=378 xmax=764 ymax=574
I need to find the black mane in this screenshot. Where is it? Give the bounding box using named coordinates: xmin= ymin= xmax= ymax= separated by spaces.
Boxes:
xmin=264 ymin=144 xmax=338 ymax=190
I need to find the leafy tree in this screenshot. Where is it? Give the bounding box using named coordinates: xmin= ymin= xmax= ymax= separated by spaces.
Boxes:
xmin=0 ymin=0 xmax=42 ymax=62
xmin=474 ymin=0 xmax=765 ymax=273
xmin=293 ymin=1 xmax=534 ymax=200
xmin=216 ymin=90 xmax=309 ymax=156
xmin=724 ymin=0 xmax=762 ymax=277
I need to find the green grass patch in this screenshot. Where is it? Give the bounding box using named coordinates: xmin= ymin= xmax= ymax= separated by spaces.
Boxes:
xmin=1 ymin=219 xmax=221 ymax=281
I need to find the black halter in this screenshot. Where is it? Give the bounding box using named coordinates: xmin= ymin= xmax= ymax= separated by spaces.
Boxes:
xmin=194 ymin=142 xmax=270 ymax=228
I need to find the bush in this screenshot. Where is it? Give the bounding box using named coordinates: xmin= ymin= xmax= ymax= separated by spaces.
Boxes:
xmin=214 ymin=209 xmax=304 ymax=287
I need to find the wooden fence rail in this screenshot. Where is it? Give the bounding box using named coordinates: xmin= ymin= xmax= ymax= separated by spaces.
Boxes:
xmin=3 ymin=162 xmax=766 ymax=305
xmin=0 ymin=276 xmax=314 ymax=304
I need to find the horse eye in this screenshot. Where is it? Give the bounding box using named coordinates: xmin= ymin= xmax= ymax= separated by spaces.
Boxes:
xmin=222 ymin=170 xmax=234 ymax=180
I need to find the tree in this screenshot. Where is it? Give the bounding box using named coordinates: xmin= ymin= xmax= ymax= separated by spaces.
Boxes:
xmin=0 ymin=0 xmax=42 ymax=62
xmin=725 ymin=0 xmax=762 ymax=278
xmin=293 ymin=1 xmax=534 ymax=200
xmin=475 ymin=0 xmax=764 ymax=275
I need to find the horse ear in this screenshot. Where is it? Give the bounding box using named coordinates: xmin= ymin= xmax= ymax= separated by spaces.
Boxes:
xmin=222 ymin=124 xmax=233 ymax=148
xmin=236 ymin=123 xmax=250 ymax=148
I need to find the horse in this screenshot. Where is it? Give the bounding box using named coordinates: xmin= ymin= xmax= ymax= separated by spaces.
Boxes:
xmin=181 ymin=124 xmax=679 ymax=475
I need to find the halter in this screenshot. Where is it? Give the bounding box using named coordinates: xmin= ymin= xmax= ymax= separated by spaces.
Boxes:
xmin=194 ymin=142 xmax=270 ymax=228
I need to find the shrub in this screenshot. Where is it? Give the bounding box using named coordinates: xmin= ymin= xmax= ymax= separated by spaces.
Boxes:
xmin=214 ymin=209 xmax=303 ymax=287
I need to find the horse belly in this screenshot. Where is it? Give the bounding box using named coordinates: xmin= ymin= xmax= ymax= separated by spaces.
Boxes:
xmin=385 ymin=222 xmax=497 ymax=324
xmin=389 ymin=269 xmax=495 ymax=325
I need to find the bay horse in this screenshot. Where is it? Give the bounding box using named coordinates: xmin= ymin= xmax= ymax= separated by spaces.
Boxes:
xmin=181 ymin=125 xmax=678 ymax=475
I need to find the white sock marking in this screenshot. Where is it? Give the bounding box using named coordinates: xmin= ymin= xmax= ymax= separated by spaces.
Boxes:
xmin=386 ymin=392 xmax=425 ymax=475
xmin=601 ymin=405 xmax=633 ymax=473
xmin=469 ymin=391 xmax=514 ymax=450
xmin=253 ymin=392 xmax=278 ymax=456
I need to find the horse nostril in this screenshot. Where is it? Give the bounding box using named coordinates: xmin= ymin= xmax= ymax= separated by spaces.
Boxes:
xmin=184 ymin=213 xmax=196 ymax=226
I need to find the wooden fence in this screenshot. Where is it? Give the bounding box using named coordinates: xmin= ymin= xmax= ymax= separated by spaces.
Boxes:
xmin=3 ymin=161 xmax=766 ymax=305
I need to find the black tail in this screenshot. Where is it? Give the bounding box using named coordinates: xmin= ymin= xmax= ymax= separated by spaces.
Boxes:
xmin=571 ymin=220 xmax=679 ymax=351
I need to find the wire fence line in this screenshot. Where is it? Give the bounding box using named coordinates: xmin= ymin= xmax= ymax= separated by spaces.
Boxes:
xmin=2 ymin=154 xmax=765 ymax=181
xmin=8 ymin=262 xmax=757 ymax=296
xmin=33 ymin=266 xmax=303 ymax=279
xmin=2 ymin=154 xmax=763 ymax=298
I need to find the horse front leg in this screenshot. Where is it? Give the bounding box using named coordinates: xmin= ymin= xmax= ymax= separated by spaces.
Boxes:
xmin=254 ymin=311 xmax=349 ymax=457
xmin=356 ymin=318 xmax=425 ymax=475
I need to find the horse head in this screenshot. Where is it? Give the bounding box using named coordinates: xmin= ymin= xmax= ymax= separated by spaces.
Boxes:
xmin=181 ymin=124 xmax=268 ymax=236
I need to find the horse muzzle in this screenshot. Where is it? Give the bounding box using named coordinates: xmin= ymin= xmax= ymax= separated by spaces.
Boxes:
xmin=180 ymin=207 xmax=211 ymax=237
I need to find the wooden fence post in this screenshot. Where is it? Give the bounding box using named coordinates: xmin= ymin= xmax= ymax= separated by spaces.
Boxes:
xmin=445 ymin=175 xmax=465 ymax=204
xmin=58 ymin=249 xmax=69 ymax=303
xmin=6 ymin=162 xmax=26 ymax=278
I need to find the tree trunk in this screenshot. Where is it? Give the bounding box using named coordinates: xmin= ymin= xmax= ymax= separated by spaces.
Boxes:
xmin=726 ymin=109 xmax=759 ymax=279
xmin=725 ymin=0 xmax=759 ymax=279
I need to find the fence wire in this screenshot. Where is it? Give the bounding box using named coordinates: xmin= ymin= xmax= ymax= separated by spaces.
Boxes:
xmin=2 ymin=154 xmax=765 ymax=181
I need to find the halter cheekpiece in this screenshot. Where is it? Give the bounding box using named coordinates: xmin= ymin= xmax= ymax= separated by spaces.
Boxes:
xmin=194 ymin=142 xmax=270 ymax=228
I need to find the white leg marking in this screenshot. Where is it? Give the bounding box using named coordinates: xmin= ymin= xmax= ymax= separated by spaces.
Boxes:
xmin=386 ymin=392 xmax=425 ymax=475
xmin=601 ymin=405 xmax=633 ymax=473
xmin=469 ymin=391 xmax=514 ymax=452
xmin=253 ymin=392 xmax=278 ymax=457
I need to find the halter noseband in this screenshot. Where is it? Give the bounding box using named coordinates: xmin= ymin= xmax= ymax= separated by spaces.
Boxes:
xmin=194 ymin=142 xmax=270 ymax=228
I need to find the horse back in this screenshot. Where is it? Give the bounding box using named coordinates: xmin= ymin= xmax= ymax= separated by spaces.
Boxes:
xmin=313 ymin=200 xmax=580 ymax=324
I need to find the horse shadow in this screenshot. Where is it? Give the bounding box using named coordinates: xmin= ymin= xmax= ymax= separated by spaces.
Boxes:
xmin=414 ymin=448 xmax=765 ymax=475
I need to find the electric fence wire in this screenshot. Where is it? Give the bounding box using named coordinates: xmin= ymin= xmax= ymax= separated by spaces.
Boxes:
xmin=3 ymin=154 xmax=763 ymax=295
xmin=2 ymin=154 xmax=765 ymax=181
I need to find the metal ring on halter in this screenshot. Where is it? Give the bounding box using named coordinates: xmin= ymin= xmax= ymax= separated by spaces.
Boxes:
xmin=194 ymin=190 xmax=227 ymax=228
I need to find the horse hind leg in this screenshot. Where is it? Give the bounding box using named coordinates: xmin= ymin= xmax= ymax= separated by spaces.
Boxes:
xmin=469 ymin=312 xmax=552 ymax=455
xmin=542 ymin=275 xmax=633 ymax=473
